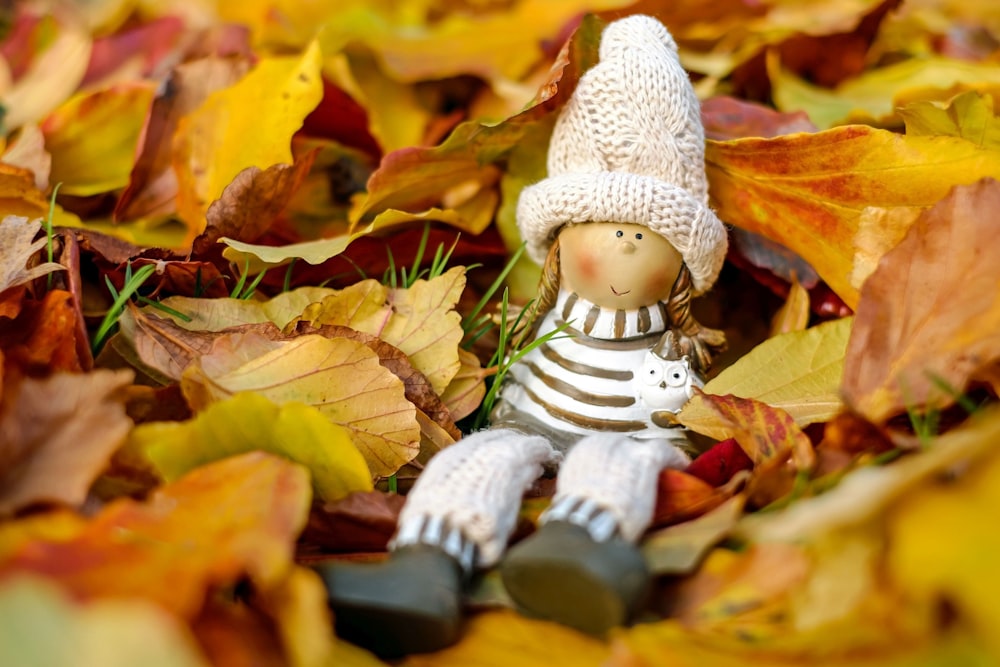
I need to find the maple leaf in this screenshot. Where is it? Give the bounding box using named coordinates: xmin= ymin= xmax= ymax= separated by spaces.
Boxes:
xmin=0 ymin=216 xmax=64 ymax=294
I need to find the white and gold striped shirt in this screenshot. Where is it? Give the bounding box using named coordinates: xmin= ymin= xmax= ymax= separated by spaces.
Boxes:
xmin=493 ymin=290 xmax=684 ymax=450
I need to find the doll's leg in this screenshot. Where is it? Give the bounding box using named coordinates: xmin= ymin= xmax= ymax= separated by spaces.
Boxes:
xmin=317 ymin=428 xmax=555 ymax=658
xmin=500 ymin=433 xmax=689 ymax=635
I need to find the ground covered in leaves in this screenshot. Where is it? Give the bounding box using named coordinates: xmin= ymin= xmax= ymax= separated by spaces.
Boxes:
xmin=2 ymin=1 xmax=1000 ymax=665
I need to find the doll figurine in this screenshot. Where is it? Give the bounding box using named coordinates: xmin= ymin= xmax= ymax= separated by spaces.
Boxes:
xmin=318 ymin=14 xmax=728 ymax=658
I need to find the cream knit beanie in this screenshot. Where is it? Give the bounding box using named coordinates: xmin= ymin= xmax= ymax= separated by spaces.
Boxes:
xmin=517 ymin=15 xmax=728 ymax=295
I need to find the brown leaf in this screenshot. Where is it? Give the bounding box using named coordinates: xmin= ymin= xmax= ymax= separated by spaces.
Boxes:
xmin=0 ymin=215 xmax=64 ymax=294
xmin=842 ymin=179 xmax=1000 ymax=423
xmin=300 ymin=491 xmax=405 ymax=556
xmin=193 ymin=151 xmax=318 ymax=255
xmin=0 ymin=369 xmax=133 ymax=515
xmin=1 ymin=290 xmax=87 ymax=376
xmin=651 ymin=469 xmax=740 ymax=527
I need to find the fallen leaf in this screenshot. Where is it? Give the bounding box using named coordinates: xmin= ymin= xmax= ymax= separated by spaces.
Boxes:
xmin=0 ymin=216 xmax=64 ymax=293
xmin=146 ymin=287 xmax=336 ymax=332
xmin=254 ymin=566 xmax=337 ymax=667
xmin=438 ymin=348 xmax=489 ymax=423
xmin=300 ymin=491 xmax=405 ymax=556
xmin=651 ymin=470 xmax=739 ymax=527
xmin=0 ymin=452 xmax=311 ymax=618
xmin=219 ymin=228 xmax=372 ymax=271
xmin=190 ymin=595 xmax=287 ymax=667
xmin=2 ymin=124 xmax=51 ymax=190
xmin=297 ymin=267 xmax=466 ymax=395
xmin=115 ymin=56 xmax=253 ymax=221
xmin=401 ymin=610 xmax=609 ymax=667
xmin=680 ymin=318 xmax=852 ymax=438
xmin=41 ymin=82 xmax=157 ymax=196
xmin=0 ymin=576 xmax=210 ymax=667
xmin=181 ymin=334 xmax=420 ymax=478
xmin=687 ymin=393 xmax=815 ymax=475
xmin=642 ymin=495 xmax=746 ymax=576
xmin=769 ymin=278 xmax=810 ymax=336
xmin=2 ymin=290 xmax=87 ymax=375
xmin=0 ymin=13 xmax=92 ymax=130
xmin=685 ymin=438 xmax=754 ymax=488
xmin=192 ymin=151 xmax=318 ymax=255
xmin=705 ymin=126 xmax=1000 ymax=308
xmin=0 ymin=369 xmax=133 ymax=516
xmin=173 ymin=41 xmax=323 ymax=243
xmin=841 ymin=179 xmax=1000 ymax=423
xmin=131 ymin=392 xmax=373 ymax=503
xmin=701 ymin=96 xmax=817 ymax=141
xmin=769 ymin=50 xmax=1000 ymax=129
xmin=82 ymin=15 xmax=186 ymax=87
xmin=899 ymin=91 xmax=1000 ymax=149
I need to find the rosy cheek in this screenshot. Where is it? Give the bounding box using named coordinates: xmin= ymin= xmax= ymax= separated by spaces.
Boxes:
xmin=644 ymin=269 xmax=673 ymax=298
xmin=572 ymin=252 xmax=598 ymax=281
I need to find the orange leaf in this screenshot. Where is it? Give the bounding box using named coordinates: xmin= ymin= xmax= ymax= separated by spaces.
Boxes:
xmin=842 ymin=179 xmax=1000 ymax=423
xmin=652 ymin=470 xmax=733 ymax=527
xmin=706 ymin=126 xmax=1000 ymax=308
xmin=0 ymin=452 xmax=311 ymax=618
xmin=0 ymin=369 xmax=133 ymax=516
xmin=2 ymin=290 xmax=85 ymax=375
xmin=693 ymin=391 xmax=815 ymax=472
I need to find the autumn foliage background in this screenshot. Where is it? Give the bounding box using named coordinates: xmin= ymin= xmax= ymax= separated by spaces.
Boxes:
xmin=3 ymin=0 xmax=1000 ymax=665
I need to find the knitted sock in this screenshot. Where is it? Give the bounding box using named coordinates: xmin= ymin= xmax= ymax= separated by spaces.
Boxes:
xmin=392 ymin=428 xmax=558 ymax=569
xmin=541 ymin=433 xmax=690 ymax=543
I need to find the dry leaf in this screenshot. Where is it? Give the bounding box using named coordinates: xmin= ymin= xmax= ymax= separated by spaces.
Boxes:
xmin=0 ymin=452 xmax=311 ymax=618
xmin=401 ymin=610 xmax=609 ymax=667
xmin=706 ymin=126 xmax=1000 ymax=308
xmin=769 ymin=278 xmax=811 ymax=336
xmin=0 ymin=576 xmax=210 ymax=667
xmin=41 ymin=82 xmax=157 ymax=196
xmin=2 ymin=124 xmax=51 ymax=190
xmin=680 ymin=317 xmax=852 ymax=438
xmin=642 ymin=495 xmax=746 ymax=575
xmin=842 ymin=179 xmax=1000 ymax=423
xmin=131 ymin=392 xmax=373 ymax=503
xmin=181 ymin=334 xmax=420 ymax=478
xmin=297 ymin=267 xmax=466 ymax=396
xmin=173 ymin=41 xmax=323 ymax=243
xmin=192 ymin=152 xmax=318 ymax=255
xmin=0 ymin=369 xmax=133 ymax=516
xmin=0 ymin=216 xmax=64 ymax=293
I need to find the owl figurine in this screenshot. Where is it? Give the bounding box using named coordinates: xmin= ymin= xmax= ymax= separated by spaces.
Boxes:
xmin=637 ymin=330 xmax=704 ymax=414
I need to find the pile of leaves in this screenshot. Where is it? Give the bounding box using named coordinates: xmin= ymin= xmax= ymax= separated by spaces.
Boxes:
xmin=2 ymin=0 xmax=1000 ymax=665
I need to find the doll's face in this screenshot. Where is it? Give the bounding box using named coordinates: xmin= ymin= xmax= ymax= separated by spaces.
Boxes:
xmin=558 ymin=222 xmax=683 ymax=309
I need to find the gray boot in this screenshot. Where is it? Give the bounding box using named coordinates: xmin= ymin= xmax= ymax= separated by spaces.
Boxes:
xmin=315 ymin=544 xmax=464 ymax=658
xmin=500 ymin=520 xmax=650 ymax=636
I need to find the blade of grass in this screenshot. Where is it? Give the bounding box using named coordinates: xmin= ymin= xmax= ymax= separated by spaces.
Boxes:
xmin=461 ymin=243 xmax=525 ymax=335
xmin=92 ymin=263 xmax=157 ymax=353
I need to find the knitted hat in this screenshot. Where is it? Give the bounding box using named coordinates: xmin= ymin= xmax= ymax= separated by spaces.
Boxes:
xmin=517 ymin=14 xmax=728 ymax=295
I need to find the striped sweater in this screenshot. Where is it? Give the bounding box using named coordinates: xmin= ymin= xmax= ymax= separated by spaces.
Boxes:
xmin=491 ymin=289 xmax=688 ymax=452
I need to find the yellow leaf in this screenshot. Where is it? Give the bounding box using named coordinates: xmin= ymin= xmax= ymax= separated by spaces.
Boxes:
xmin=889 ymin=420 xmax=1000 ymax=658
xmin=150 ymin=286 xmax=337 ymax=332
xmin=899 ymin=91 xmax=1000 ymax=149
xmin=680 ymin=317 xmax=852 ymax=439
xmin=706 ymin=126 xmax=1000 ymax=308
xmin=260 ymin=567 xmax=337 ymax=667
xmin=173 ymin=40 xmax=323 ymax=243
xmin=0 ymin=576 xmax=209 ymax=667
xmin=132 ymin=393 xmax=372 ymax=503
xmin=297 ymin=267 xmax=466 ymax=395
xmin=181 ymin=334 xmax=419 ymax=478
xmin=220 ymin=225 xmax=373 ymax=272
xmin=769 ymin=279 xmax=810 ymax=337
xmin=41 ymin=82 xmax=157 ymax=196
xmin=401 ymin=610 xmax=609 ymax=667
xmin=769 ymin=51 xmax=1000 ymax=129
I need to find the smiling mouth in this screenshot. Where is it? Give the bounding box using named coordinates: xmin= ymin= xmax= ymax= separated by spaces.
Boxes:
xmin=610 ymin=285 xmax=631 ymax=296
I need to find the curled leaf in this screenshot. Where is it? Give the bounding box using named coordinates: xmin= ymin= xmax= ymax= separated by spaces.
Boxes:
xmin=0 ymin=216 xmax=64 ymax=293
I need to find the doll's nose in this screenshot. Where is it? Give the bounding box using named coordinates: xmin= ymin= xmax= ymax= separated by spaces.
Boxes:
xmin=620 ymin=241 xmax=636 ymax=254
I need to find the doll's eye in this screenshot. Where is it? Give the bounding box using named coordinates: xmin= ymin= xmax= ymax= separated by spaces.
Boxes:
xmin=616 ymin=230 xmax=624 ymax=238
xmin=635 ymin=233 xmax=643 ymax=240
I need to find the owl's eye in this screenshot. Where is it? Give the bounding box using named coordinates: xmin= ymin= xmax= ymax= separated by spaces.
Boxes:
xmin=665 ymin=364 xmax=688 ymax=388
xmin=641 ymin=362 xmax=663 ymax=386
